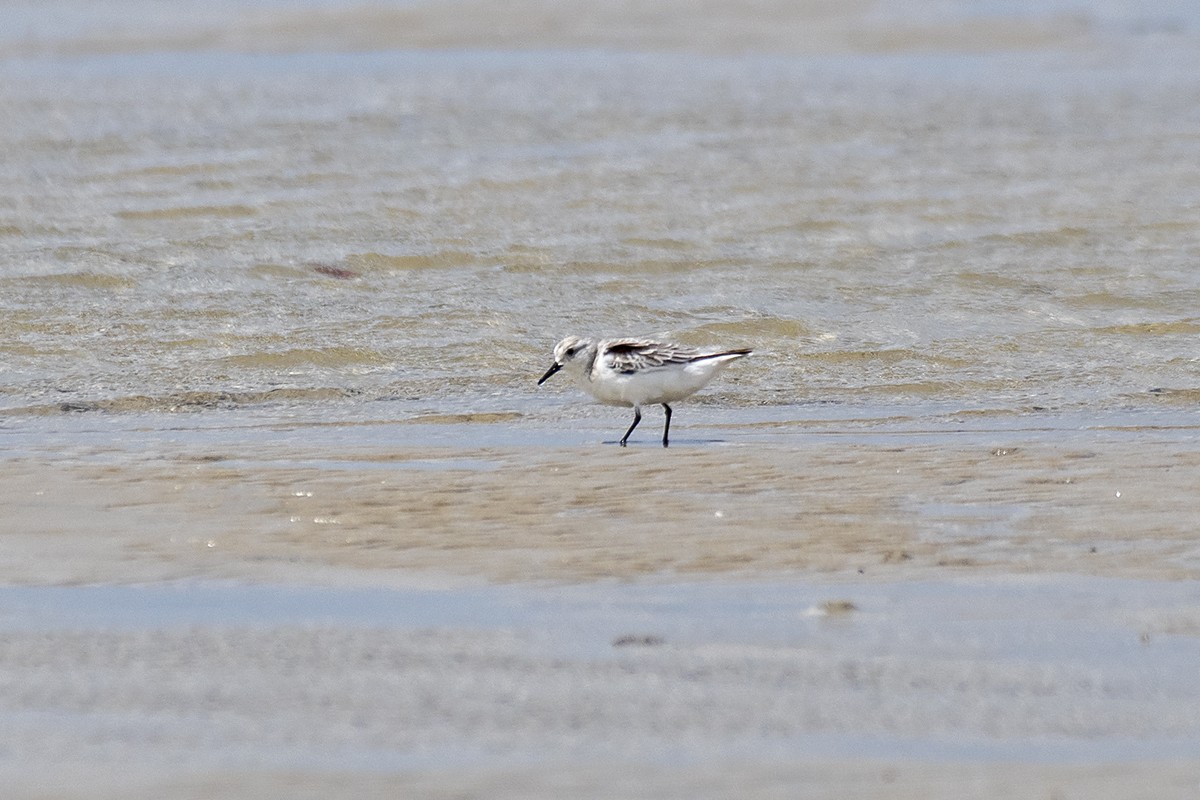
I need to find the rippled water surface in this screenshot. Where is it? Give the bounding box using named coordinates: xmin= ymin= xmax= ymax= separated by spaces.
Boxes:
xmin=4 ymin=0 xmax=1199 ymax=432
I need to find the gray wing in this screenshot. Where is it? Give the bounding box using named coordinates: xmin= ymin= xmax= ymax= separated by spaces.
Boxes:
xmin=599 ymin=339 xmax=704 ymax=374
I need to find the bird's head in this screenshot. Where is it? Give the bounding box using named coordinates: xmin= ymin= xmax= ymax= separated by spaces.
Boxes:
xmin=538 ymin=336 xmax=594 ymax=384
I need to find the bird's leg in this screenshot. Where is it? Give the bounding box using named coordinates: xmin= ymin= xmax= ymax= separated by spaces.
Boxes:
xmin=662 ymin=404 xmax=672 ymax=448
xmin=619 ymin=410 xmax=648 ymax=448
xmin=619 ymin=406 xmax=642 ymax=447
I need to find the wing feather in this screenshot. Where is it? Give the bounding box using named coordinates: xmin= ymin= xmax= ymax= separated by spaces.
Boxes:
xmin=599 ymin=339 xmax=749 ymax=374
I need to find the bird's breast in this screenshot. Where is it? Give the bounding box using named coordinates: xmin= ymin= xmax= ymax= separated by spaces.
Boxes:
xmin=584 ymin=362 xmax=725 ymax=406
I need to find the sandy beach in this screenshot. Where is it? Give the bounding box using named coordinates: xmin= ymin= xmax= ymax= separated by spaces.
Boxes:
xmin=3 ymin=413 xmax=1200 ymax=797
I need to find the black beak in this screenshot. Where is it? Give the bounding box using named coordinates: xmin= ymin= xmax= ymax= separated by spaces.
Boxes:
xmin=538 ymin=362 xmax=563 ymax=385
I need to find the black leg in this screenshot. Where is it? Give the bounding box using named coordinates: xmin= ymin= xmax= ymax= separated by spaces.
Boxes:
xmin=662 ymin=404 xmax=672 ymax=448
xmin=619 ymin=406 xmax=642 ymax=447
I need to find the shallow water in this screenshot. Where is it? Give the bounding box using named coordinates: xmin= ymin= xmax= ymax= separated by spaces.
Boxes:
xmin=3 ymin=1 xmax=1200 ymax=423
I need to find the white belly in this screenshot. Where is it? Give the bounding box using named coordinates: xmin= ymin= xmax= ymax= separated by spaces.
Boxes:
xmin=581 ymin=359 xmax=735 ymax=407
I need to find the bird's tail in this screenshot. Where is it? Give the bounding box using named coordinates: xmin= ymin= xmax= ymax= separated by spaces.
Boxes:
xmin=694 ymin=348 xmax=752 ymax=363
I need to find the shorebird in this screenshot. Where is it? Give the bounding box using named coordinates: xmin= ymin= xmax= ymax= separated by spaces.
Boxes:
xmin=538 ymin=336 xmax=751 ymax=447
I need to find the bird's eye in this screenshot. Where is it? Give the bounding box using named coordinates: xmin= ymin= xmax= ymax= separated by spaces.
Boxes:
xmin=565 ymin=347 xmax=576 ymax=356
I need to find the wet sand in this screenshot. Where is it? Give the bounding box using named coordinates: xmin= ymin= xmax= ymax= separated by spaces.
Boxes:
xmin=3 ymin=577 xmax=1200 ymax=799
xmin=3 ymin=413 xmax=1200 ymax=797
xmin=4 ymin=416 xmax=1199 ymax=585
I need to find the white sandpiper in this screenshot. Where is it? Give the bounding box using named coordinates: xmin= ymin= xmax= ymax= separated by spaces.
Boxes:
xmin=537 ymin=336 xmax=752 ymax=447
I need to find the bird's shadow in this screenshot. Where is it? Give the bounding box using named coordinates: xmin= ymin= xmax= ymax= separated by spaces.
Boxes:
xmin=601 ymin=438 xmax=729 ymax=447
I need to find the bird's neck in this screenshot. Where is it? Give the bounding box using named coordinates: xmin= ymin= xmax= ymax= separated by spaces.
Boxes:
xmin=581 ymin=347 xmax=600 ymax=383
